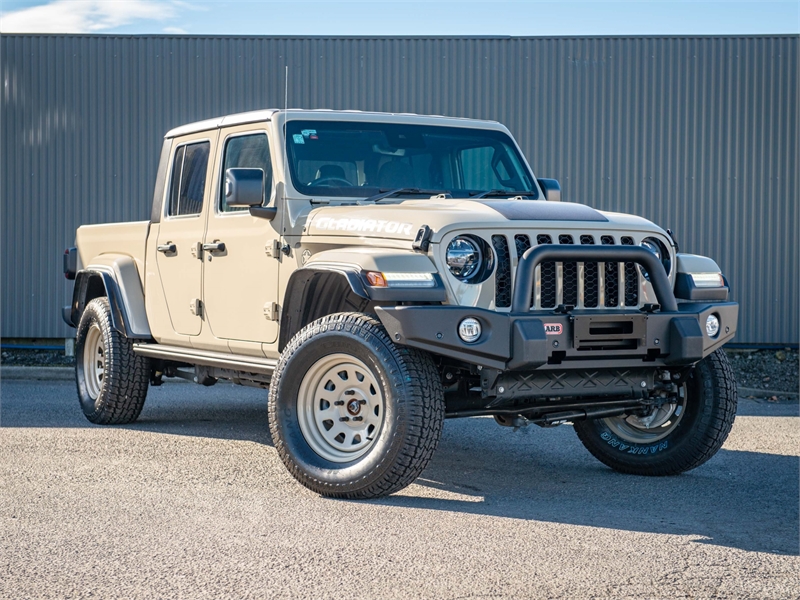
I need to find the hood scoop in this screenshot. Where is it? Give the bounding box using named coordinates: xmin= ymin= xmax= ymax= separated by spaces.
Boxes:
xmin=479 ymin=201 xmax=608 ymax=222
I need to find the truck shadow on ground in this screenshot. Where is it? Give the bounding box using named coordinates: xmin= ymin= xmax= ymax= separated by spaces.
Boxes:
xmin=133 ymin=390 xmax=798 ymax=557
xmin=376 ymin=404 xmax=799 ymax=556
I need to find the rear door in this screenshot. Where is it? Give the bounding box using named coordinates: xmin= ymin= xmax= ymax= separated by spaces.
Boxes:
xmin=155 ymin=132 xmax=217 ymax=336
xmin=201 ymin=126 xmax=281 ymax=347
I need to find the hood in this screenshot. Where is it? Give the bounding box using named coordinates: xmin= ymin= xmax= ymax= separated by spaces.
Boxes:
xmin=305 ymin=199 xmax=664 ymax=241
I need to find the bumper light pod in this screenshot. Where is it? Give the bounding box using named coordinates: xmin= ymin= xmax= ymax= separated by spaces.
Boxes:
xmin=458 ymin=317 xmax=482 ymax=343
xmin=706 ymin=314 xmax=720 ymax=337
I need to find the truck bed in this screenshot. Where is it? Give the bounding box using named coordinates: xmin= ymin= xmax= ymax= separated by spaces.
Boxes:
xmin=75 ymin=221 xmax=150 ymax=285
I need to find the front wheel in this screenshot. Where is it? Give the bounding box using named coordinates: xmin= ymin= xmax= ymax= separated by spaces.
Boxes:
xmin=574 ymin=350 xmax=737 ymax=475
xmin=269 ymin=313 xmax=445 ymax=499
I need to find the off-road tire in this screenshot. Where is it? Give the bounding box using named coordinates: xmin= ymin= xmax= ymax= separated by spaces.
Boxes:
xmin=574 ymin=349 xmax=737 ymax=475
xmin=269 ymin=312 xmax=444 ymax=499
xmin=75 ymin=297 xmax=150 ymax=424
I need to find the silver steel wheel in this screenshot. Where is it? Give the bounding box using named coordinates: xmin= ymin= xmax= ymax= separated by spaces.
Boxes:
xmin=603 ymin=386 xmax=688 ymax=444
xmin=296 ymin=353 xmax=385 ymax=463
xmin=83 ymin=323 xmax=106 ymax=400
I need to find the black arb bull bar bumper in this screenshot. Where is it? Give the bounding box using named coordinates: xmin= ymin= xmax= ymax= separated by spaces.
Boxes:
xmin=375 ymin=245 xmax=738 ymax=371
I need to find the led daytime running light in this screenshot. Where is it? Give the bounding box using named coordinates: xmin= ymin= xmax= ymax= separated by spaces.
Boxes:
xmin=365 ymin=271 xmax=436 ymax=288
xmin=691 ymin=273 xmax=725 ymax=288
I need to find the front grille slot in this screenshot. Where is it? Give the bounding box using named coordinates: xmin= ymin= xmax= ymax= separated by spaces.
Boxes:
xmin=490 ymin=231 xmax=643 ymax=311
xmin=620 ymin=236 xmax=639 ymax=306
xmin=601 ymin=235 xmax=619 ymax=307
xmin=580 ymin=235 xmax=599 ymax=308
xmin=534 ymin=234 xmax=555 ymax=308
xmin=492 ymin=235 xmax=512 ymax=308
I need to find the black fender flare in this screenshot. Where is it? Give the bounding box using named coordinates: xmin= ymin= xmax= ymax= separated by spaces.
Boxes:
xmin=278 ymin=266 xmax=368 ymax=350
xmin=67 ymin=269 xmax=152 ymax=340
xmin=278 ymin=264 xmax=446 ymax=350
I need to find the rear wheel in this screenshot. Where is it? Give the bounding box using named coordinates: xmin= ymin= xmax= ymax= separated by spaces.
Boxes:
xmin=269 ymin=312 xmax=444 ymax=499
xmin=574 ymin=350 xmax=737 ymax=475
xmin=75 ymin=297 xmax=150 ymax=424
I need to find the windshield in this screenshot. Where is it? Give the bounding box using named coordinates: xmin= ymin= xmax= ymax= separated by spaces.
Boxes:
xmin=285 ymin=120 xmax=537 ymax=199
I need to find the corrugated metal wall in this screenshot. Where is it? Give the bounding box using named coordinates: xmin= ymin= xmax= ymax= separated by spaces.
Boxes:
xmin=1 ymin=34 xmax=797 ymax=344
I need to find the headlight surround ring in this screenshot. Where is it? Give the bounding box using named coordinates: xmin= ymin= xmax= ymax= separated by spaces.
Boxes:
xmin=639 ymin=236 xmax=671 ymax=281
xmin=445 ymin=235 xmax=494 ymax=283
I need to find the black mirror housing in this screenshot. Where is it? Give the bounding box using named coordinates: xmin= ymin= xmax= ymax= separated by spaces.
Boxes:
xmin=225 ymin=168 xmax=264 ymax=207
xmin=537 ymin=178 xmax=561 ymax=202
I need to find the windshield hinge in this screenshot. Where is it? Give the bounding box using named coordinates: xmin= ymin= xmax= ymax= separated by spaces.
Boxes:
xmin=412 ymin=225 xmax=433 ymax=253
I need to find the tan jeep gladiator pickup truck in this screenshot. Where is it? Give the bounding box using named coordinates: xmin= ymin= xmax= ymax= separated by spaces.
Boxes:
xmin=63 ymin=109 xmax=739 ymax=498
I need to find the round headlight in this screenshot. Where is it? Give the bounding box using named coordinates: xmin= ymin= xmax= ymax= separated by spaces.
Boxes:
xmin=458 ymin=317 xmax=482 ymax=343
xmin=706 ymin=314 xmax=720 ymax=338
xmin=640 ymin=239 xmax=662 ymax=261
xmin=639 ymin=237 xmax=671 ymax=280
xmin=446 ymin=236 xmax=482 ymax=280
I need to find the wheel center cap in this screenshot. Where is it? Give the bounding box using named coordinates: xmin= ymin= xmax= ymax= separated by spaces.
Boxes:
xmin=346 ymin=398 xmax=362 ymax=415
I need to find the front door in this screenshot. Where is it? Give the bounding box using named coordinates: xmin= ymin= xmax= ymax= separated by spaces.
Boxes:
xmin=202 ymin=128 xmax=281 ymax=345
xmin=155 ymin=134 xmax=216 ymax=336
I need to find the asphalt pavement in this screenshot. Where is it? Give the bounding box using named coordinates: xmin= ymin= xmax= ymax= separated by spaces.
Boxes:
xmin=1 ymin=376 xmax=798 ymax=599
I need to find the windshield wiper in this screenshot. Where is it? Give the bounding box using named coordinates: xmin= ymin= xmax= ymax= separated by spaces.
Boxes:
xmin=360 ymin=188 xmax=449 ymax=204
xmin=470 ymin=189 xmax=536 ymax=199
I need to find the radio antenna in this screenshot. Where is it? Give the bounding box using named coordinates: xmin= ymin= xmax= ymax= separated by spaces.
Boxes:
xmin=283 ymin=64 xmax=289 ymax=203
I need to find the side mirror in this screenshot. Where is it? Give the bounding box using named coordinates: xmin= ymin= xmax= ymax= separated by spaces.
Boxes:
xmin=537 ymin=178 xmax=561 ymax=202
xmin=225 ymin=168 xmax=264 ymax=207
xmin=226 ymin=168 xmax=276 ymax=220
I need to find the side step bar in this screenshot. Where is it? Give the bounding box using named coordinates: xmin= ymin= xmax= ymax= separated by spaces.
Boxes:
xmin=133 ymin=343 xmax=278 ymax=375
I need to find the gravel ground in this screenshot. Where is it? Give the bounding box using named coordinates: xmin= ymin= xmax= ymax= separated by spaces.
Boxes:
xmin=727 ymin=348 xmax=799 ymax=395
xmin=3 ymin=346 xmax=798 ymax=395
xmin=1 ymin=349 xmax=75 ymax=367
xmin=1 ymin=379 xmax=798 ymax=599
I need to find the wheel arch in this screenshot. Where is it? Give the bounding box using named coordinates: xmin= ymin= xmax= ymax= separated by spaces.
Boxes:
xmin=279 ymin=253 xmax=446 ymax=351
xmin=68 ymin=254 xmax=152 ymax=340
xmin=279 ymin=266 xmax=372 ymax=351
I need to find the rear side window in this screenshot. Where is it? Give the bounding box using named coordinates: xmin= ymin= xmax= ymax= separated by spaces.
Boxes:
xmin=167 ymin=141 xmax=210 ymax=216
xmin=219 ymin=133 xmax=272 ymax=212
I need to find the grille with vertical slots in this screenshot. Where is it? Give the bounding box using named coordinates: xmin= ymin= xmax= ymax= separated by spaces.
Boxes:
xmin=491 ymin=235 xmax=512 ymax=308
xmin=490 ymin=232 xmax=642 ymax=310
xmin=601 ymin=235 xmax=619 ymax=307
xmin=580 ymin=235 xmax=599 ymax=308
xmin=535 ymin=234 xmax=555 ymax=308
xmin=621 ymin=236 xmax=639 ymax=306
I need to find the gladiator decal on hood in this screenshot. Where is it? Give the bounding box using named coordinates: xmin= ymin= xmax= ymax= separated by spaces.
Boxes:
xmin=312 ymin=216 xmax=415 ymax=236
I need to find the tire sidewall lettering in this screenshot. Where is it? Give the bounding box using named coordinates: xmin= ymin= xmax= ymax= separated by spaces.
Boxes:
xmin=600 ymin=430 xmax=669 ymax=454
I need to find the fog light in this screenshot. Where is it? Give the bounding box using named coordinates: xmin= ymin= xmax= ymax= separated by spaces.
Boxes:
xmin=706 ymin=314 xmax=720 ymax=338
xmin=458 ymin=317 xmax=482 ymax=343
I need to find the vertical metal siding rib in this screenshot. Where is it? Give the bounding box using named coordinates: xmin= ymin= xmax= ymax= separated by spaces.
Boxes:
xmin=0 ymin=35 xmax=797 ymax=343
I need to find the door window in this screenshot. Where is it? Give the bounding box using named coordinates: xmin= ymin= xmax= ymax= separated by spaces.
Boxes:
xmin=219 ymin=133 xmax=272 ymax=212
xmin=167 ymin=141 xmax=210 ymax=216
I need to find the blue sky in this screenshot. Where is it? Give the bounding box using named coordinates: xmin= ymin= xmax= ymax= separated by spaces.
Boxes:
xmin=0 ymin=1 xmax=797 ymax=35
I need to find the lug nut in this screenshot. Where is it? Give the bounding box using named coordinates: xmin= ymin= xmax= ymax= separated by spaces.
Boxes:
xmin=352 ymin=416 xmax=363 ymax=421
xmin=339 ymin=417 xmax=350 ymax=422
xmin=334 ymin=400 xmax=344 ymax=406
